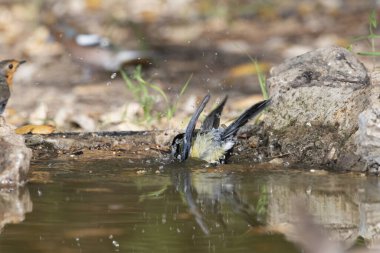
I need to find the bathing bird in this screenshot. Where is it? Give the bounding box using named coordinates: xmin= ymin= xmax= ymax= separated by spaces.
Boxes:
xmin=171 ymin=94 xmax=271 ymax=164
xmin=0 ymin=59 xmax=26 ymax=115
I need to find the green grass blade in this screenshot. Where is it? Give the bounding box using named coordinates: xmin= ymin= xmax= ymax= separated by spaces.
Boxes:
xmin=351 ymin=35 xmax=373 ymax=42
xmin=179 ymin=74 xmax=193 ymax=97
xmin=367 ymin=34 xmax=380 ymax=39
xmin=120 ymin=69 xmax=138 ymax=95
xmin=370 ymin=10 xmax=377 ymax=29
xmin=357 ymin=51 xmax=380 ymax=56
xmin=254 ymin=61 xmax=269 ymax=100
xmin=148 ymin=83 xmax=169 ymax=104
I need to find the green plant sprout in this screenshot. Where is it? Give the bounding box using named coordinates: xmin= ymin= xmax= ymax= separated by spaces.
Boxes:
xmin=254 ymin=61 xmax=269 ymax=100
xmin=245 ymin=53 xmax=269 ymax=100
xmin=120 ymin=65 xmax=192 ymax=123
xmin=351 ymin=10 xmax=380 ymax=57
xmin=120 ymin=65 xmax=154 ymax=122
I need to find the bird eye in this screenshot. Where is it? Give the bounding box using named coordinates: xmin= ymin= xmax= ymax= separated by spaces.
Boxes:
xmin=8 ymin=64 xmax=13 ymax=70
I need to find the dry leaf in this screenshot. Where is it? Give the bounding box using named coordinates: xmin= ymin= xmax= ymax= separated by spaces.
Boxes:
xmin=227 ymin=62 xmax=270 ymax=79
xmin=85 ymin=0 xmax=102 ymax=10
xmin=15 ymin=124 xmax=55 ymax=135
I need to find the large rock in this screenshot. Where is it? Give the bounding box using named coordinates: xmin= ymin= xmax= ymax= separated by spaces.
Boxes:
xmin=356 ymin=72 xmax=380 ymax=172
xmin=264 ymin=46 xmax=371 ymax=170
xmin=0 ymin=117 xmax=32 ymax=186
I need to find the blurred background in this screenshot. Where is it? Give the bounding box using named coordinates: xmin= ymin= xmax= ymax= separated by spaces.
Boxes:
xmin=1 ymin=0 xmax=378 ymax=132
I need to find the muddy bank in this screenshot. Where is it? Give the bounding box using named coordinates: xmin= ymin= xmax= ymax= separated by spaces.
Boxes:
xmin=19 ymin=47 xmax=379 ymax=173
xmin=24 ymin=130 xmax=177 ymax=161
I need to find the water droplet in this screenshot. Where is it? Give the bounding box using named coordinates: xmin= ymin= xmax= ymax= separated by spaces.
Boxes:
xmin=110 ymin=73 xmax=117 ymax=79
xmin=112 ymin=240 xmax=119 ymax=247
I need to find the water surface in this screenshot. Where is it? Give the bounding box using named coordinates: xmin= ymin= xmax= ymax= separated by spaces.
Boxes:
xmin=0 ymin=158 xmax=379 ymax=253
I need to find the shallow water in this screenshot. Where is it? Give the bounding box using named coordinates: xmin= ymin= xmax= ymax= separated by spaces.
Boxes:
xmin=0 ymin=158 xmax=379 ymax=253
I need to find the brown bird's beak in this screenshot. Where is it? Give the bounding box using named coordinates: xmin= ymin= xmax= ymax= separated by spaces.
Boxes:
xmin=19 ymin=60 xmax=26 ymax=65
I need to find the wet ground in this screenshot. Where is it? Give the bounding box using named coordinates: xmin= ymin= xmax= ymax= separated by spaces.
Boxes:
xmin=1 ymin=159 xmax=379 ymax=252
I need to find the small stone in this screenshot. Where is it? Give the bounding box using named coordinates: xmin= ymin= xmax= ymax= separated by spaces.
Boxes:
xmin=248 ymin=135 xmax=260 ymax=148
xmin=71 ymin=114 xmax=96 ymax=131
xmin=269 ymin=158 xmax=284 ymax=165
xmin=136 ymin=170 xmax=146 ymax=175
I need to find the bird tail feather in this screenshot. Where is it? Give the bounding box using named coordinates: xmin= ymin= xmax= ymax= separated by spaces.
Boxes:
xmin=221 ymin=99 xmax=271 ymax=140
xmin=201 ymin=95 xmax=228 ymax=131
xmin=181 ymin=94 xmax=210 ymax=161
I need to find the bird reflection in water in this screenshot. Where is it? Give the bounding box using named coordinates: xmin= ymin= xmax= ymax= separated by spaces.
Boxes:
xmin=141 ymin=164 xmax=264 ymax=235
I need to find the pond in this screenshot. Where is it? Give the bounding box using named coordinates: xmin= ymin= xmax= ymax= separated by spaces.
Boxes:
xmin=0 ymin=158 xmax=379 ymax=253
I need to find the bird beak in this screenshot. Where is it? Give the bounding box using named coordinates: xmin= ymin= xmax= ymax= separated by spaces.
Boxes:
xmin=19 ymin=60 xmax=26 ymax=65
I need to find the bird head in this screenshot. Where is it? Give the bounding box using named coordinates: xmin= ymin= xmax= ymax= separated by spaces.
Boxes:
xmin=171 ymin=133 xmax=185 ymax=160
xmin=0 ymin=59 xmax=26 ymax=87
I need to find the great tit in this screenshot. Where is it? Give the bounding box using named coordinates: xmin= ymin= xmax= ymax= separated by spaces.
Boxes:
xmin=172 ymin=94 xmax=271 ymax=164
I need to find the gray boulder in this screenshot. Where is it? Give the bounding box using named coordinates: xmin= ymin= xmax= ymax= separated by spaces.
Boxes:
xmin=264 ymin=46 xmax=371 ymax=170
xmin=356 ymin=74 xmax=380 ymax=172
xmin=0 ymin=117 xmax=32 ymax=186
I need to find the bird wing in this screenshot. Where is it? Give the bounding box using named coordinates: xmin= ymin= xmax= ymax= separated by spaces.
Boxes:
xmin=201 ymin=95 xmax=228 ymax=131
xmin=0 ymin=79 xmax=10 ymax=115
xmin=221 ymin=99 xmax=271 ymax=140
xmin=181 ymin=94 xmax=210 ymax=161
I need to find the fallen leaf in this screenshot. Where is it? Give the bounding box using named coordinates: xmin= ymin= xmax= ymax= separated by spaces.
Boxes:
xmin=227 ymin=62 xmax=270 ymax=79
xmin=15 ymin=124 xmax=55 ymax=135
xmin=85 ymin=0 xmax=102 ymax=10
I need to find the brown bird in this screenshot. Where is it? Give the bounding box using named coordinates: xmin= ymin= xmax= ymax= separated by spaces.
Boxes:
xmin=0 ymin=59 xmax=26 ymax=115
